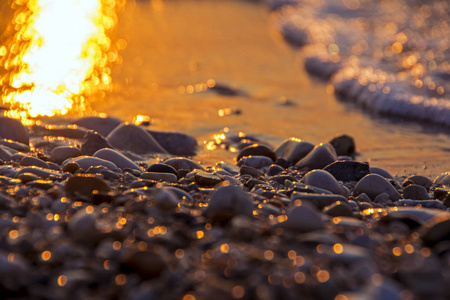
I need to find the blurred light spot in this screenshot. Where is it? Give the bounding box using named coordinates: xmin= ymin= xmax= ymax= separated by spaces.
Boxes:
xmin=220 ymin=243 xmax=229 ymax=253
xmin=42 ymin=250 xmax=51 ymax=261
xmin=317 ymin=270 xmax=330 ymax=283
xmin=333 ymin=243 xmax=344 ymax=254
xmin=232 ymin=285 xmax=245 ymax=299
xmin=115 ymin=274 xmax=127 ymax=286
xmin=57 ymin=275 xmax=67 ymax=287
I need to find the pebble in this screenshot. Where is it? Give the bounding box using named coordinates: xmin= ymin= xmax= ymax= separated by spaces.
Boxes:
xmin=354 ymin=174 xmax=401 ymax=201
xmin=274 ymin=138 xmax=314 ymax=164
xmin=146 ymin=163 xmax=178 ymax=177
xmin=164 ymin=157 xmax=203 ymax=172
xmin=280 ymin=201 xmax=325 ymax=232
xmin=236 ymin=155 xmax=273 ymax=169
xmin=369 ymin=166 xmax=394 ymax=179
xmin=62 ymin=156 xmax=118 ymax=171
xmin=329 ymin=134 xmax=355 ymax=156
xmin=16 ymin=166 xmax=60 ymax=179
xmin=106 ymin=123 xmax=167 ymax=154
xmin=403 ymin=184 xmax=430 ymax=200
xmin=65 ymin=175 xmax=111 ymax=197
xmin=0 ymin=146 xmax=12 ymax=162
xmin=295 ymin=143 xmax=337 ymax=170
xmin=323 ymin=161 xmax=370 ymax=182
xmin=395 ymin=200 xmax=445 ymax=209
xmin=20 ymin=156 xmax=50 ymax=169
xmin=0 ymin=139 xmax=30 ymax=152
xmin=324 ymin=201 xmax=354 ymax=217
xmin=0 ymin=117 xmax=29 ymax=145
xmin=291 ymin=192 xmax=347 ymax=209
xmin=194 ymin=171 xmax=224 ymax=186
xmin=93 ymin=148 xmax=142 ymax=171
xmin=81 ymin=131 xmax=114 ymax=156
xmin=405 ymin=175 xmax=432 ymax=189
xmin=301 ymin=169 xmax=348 ymax=196
xmin=207 ymin=185 xmax=254 ymax=222
xmin=68 ymin=209 xmax=99 ymax=243
xmin=147 ymin=129 xmax=197 ymax=156
xmin=421 ymin=213 xmax=450 ymax=245
xmin=236 ymin=144 xmax=276 ymax=162
xmin=72 ymin=115 xmax=122 ymax=136
xmin=140 ymin=172 xmax=178 ymax=183
xmin=433 ymin=172 xmax=450 ymax=186
xmin=267 ymin=164 xmax=284 ymax=176
xmin=51 ymin=146 xmax=82 ymax=164
xmin=152 ymin=187 xmax=180 ymax=211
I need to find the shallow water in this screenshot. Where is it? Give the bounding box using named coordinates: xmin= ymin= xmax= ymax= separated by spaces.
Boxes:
xmin=2 ymin=0 xmax=450 ymax=178
xmin=90 ymin=0 xmax=450 ymax=178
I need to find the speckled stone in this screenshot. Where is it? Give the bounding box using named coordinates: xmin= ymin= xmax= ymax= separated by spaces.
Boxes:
xmin=354 ymin=174 xmax=401 ymax=201
xmin=295 ymin=143 xmax=337 ymax=170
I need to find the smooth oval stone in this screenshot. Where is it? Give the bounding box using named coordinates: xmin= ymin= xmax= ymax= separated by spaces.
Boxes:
xmin=146 ymin=163 xmax=178 ymax=177
xmin=147 ymin=129 xmax=197 ymax=156
xmin=0 ymin=146 xmax=12 ymax=162
xmin=291 ymin=192 xmax=347 ymax=210
xmin=62 ymin=162 xmax=80 ymax=174
xmin=0 ymin=193 xmax=15 ymax=209
xmin=239 ymin=165 xmax=263 ymax=178
xmin=207 ymin=185 xmax=254 ymax=220
xmin=93 ymin=148 xmax=141 ymax=171
xmin=65 ymin=175 xmax=111 ymax=197
xmin=18 ymin=173 xmax=39 ymax=183
xmin=433 ymin=172 xmax=450 ymax=186
xmin=323 ymin=161 xmax=370 ymax=182
xmin=295 ymin=143 xmax=337 ymax=170
xmin=165 ymin=187 xmax=194 ymax=202
xmin=369 ymin=167 xmax=394 ymax=179
xmin=301 ymin=169 xmax=347 ymax=196
xmin=16 ymin=166 xmax=60 ymax=179
xmin=403 ymin=184 xmax=430 ymax=200
xmin=215 ymin=161 xmax=240 ymax=175
xmin=72 ymin=116 xmax=122 ymax=137
xmin=0 ymin=139 xmax=30 ymax=152
xmin=0 ymin=117 xmax=29 ymax=145
xmin=274 ymin=138 xmax=314 ymax=165
xmin=152 ymin=188 xmax=180 ymax=211
xmin=194 ymin=171 xmax=223 ymax=187
xmin=164 ymin=157 xmax=203 ymax=172
xmin=236 ymin=156 xmax=273 ymax=169
xmin=51 ymin=146 xmax=82 ymax=164
xmin=20 ymin=156 xmax=49 ymax=169
xmin=406 ymin=175 xmax=432 ymax=189
xmin=324 ymin=201 xmax=354 ymax=217
xmin=395 ymin=200 xmax=445 ymax=209
xmin=281 ymin=201 xmax=325 ymax=232
xmin=63 ymin=156 xmax=117 ymax=171
xmin=329 ymin=134 xmax=355 ymax=156
xmin=421 ymin=213 xmax=450 ymax=245
xmin=106 ymin=123 xmax=167 ymax=154
xmin=237 ymin=144 xmax=276 ymax=162
xmin=354 ymin=174 xmax=401 ymax=201
xmin=140 ymin=172 xmax=178 ymax=183
xmin=267 ymin=164 xmax=284 ymax=176
xmin=81 ymin=131 xmax=114 ymax=156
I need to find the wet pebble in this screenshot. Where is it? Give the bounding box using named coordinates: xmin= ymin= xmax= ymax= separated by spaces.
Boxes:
xmin=274 ymin=138 xmax=314 ymax=165
xmin=20 ymin=156 xmax=49 ymax=169
xmin=0 ymin=117 xmax=29 ymax=145
xmin=81 ymin=131 xmax=114 ymax=156
xmin=301 ymin=169 xmax=348 ymax=196
xmin=403 ymin=184 xmax=430 ymax=200
xmin=295 ymin=143 xmax=337 ymax=170
xmin=207 ymin=185 xmax=254 ymax=222
xmin=146 ymin=163 xmax=178 ymax=177
xmin=93 ymin=148 xmax=142 ymax=171
xmin=140 ymin=172 xmax=178 ymax=183
xmin=164 ymin=157 xmax=203 ymax=172
xmin=236 ymin=155 xmax=273 ymax=169
xmin=237 ymin=144 xmax=276 ymax=162
xmin=194 ymin=171 xmax=223 ymax=186
xmin=354 ymin=174 xmax=401 ymax=201
xmin=280 ymin=201 xmax=325 ymax=232
xmin=51 ymin=146 xmax=82 ymax=164
xmin=0 ymin=139 xmax=30 ymax=152
xmin=63 ymin=156 xmax=117 ymax=171
xmin=65 ymin=175 xmax=111 ymax=197
xmin=147 ymin=129 xmax=197 ymax=156
xmin=323 ymin=161 xmax=370 ymax=182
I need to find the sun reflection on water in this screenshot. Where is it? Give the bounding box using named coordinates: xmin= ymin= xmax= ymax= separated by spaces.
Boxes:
xmin=0 ymin=0 xmax=124 ymax=122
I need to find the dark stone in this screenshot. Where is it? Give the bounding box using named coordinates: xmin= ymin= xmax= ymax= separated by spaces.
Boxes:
xmin=0 ymin=117 xmax=29 ymax=145
xmin=72 ymin=116 xmax=122 ymax=137
xmin=237 ymin=144 xmax=276 ymax=162
xmin=403 ymin=184 xmax=430 ymax=200
xmin=163 ymin=158 xmax=203 ymax=172
xmin=324 ymin=161 xmax=370 ymax=182
xmin=267 ymin=164 xmax=284 ymax=176
xmin=194 ymin=171 xmax=224 ymax=187
xmin=81 ymin=131 xmax=114 ymax=156
xmin=239 ymin=165 xmax=263 ymax=178
xmin=147 ymin=130 xmax=197 ymax=156
xmin=329 ymin=134 xmax=355 ymax=156
xmin=146 ymin=163 xmax=178 ymax=178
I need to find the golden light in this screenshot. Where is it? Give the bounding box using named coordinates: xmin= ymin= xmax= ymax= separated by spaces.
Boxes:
xmin=1 ymin=0 xmax=123 ymax=121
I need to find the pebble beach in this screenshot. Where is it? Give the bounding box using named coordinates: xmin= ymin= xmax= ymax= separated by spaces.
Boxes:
xmin=0 ymin=115 xmax=449 ymax=300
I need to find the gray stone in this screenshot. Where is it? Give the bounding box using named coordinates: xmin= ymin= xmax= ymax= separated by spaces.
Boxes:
xmin=323 ymin=161 xmax=370 ymax=182
xmin=51 ymin=146 xmax=82 ymax=164
xmin=81 ymin=131 xmax=114 ymax=156
xmin=274 ymin=138 xmax=314 ymax=164
xmin=433 ymin=172 xmax=450 ymax=186
xmin=0 ymin=117 xmax=29 ymax=145
xmin=281 ymin=201 xmax=325 ymax=232
xmin=62 ymin=156 xmax=117 ymax=171
xmin=72 ymin=116 xmax=122 ymax=136
xmin=16 ymin=167 xmax=60 ymax=179
xmin=403 ymin=184 xmax=430 ymax=200
xmin=164 ymin=157 xmax=203 ymax=172
xmin=194 ymin=171 xmax=224 ymax=186
xmin=295 ymin=143 xmax=337 ymax=170
xmin=106 ymin=123 xmax=167 ymax=154
xmin=237 ymin=144 xmax=276 ymax=162
xmin=20 ymin=156 xmax=49 ymax=169
xmin=236 ymin=155 xmax=273 ymax=169
xmin=370 ymin=167 xmax=394 ymax=179
xmin=0 ymin=139 xmax=30 ymax=152
xmin=207 ymin=185 xmax=254 ymax=221
xmin=354 ymin=174 xmax=401 ymax=201
xmin=406 ymin=175 xmax=432 ymax=189
xmin=324 ymin=201 xmax=354 ymax=217
xmin=0 ymin=146 xmax=12 ymax=162
xmin=147 ymin=129 xmax=197 ymax=156
xmin=93 ymin=148 xmax=142 ymax=171
xmin=329 ymin=134 xmax=355 ymax=156
xmin=301 ymin=169 xmax=347 ymax=196
xmin=291 ymin=192 xmax=347 ymax=210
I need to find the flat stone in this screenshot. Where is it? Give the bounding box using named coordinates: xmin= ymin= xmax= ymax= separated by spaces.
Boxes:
xmin=20 ymin=156 xmax=49 ymax=169
xmin=81 ymin=131 xmax=114 ymax=156
xmin=140 ymin=172 xmax=178 ymax=183
xmin=0 ymin=139 xmax=30 ymax=152
xmin=406 ymin=175 xmax=432 ymax=189
xmin=62 ymin=156 xmax=117 ymax=171
xmin=51 ymin=146 xmax=82 ymax=164
xmin=301 ymin=169 xmax=347 ymax=196
xmin=237 ymin=144 xmax=276 ymax=162
xmin=72 ymin=116 xmax=122 ymax=136
xmin=163 ymin=157 xmax=203 ymax=172
xmin=274 ymin=138 xmax=314 ymax=165
xmin=280 ymin=201 xmax=325 ymax=232
xmin=236 ymin=156 xmax=273 ymax=169
xmin=147 ymin=129 xmax=197 ymax=156
xmin=403 ymin=184 xmax=430 ymax=200
xmin=93 ymin=148 xmax=142 ymax=171
xmin=295 ymin=143 xmax=337 ymax=170
xmin=291 ymin=192 xmax=347 ymax=210
xmin=329 ymin=134 xmax=355 ymax=156
xmin=32 ymin=124 xmax=87 ymax=139
xmin=323 ymin=161 xmax=370 ymax=182
xmin=239 ymin=165 xmax=263 ymax=178
xmin=65 ymin=175 xmax=111 ymax=197
xmin=146 ymin=163 xmax=178 ymax=177
xmin=106 ymin=123 xmax=167 ymax=154
xmin=0 ymin=146 xmax=12 ymax=162
xmin=354 ymin=174 xmax=401 ymax=201
xmin=207 ymin=185 xmax=254 ymax=221
xmin=16 ymin=167 xmax=60 ymax=179
xmin=0 ymin=117 xmax=29 ymax=145
xmin=395 ymin=200 xmax=445 ymax=209
xmin=194 ymin=171 xmax=224 ymax=187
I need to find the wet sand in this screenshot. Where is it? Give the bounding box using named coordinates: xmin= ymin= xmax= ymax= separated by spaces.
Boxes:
xmin=87 ymin=0 xmax=450 ymax=179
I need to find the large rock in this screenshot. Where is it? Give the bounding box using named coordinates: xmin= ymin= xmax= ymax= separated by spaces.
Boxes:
xmin=72 ymin=116 xmax=122 ymax=137
xmin=295 ymin=143 xmax=337 ymax=170
xmin=354 ymin=174 xmax=401 ymax=201
xmin=147 ymin=130 xmax=197 ymax=156
xmin=0 ymin=117 xmax=29 ymax=145
xmin=106 ymin=124 xmax=167 ymax=154
xmin=274 ymin=138 xmax=314 ymax=165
